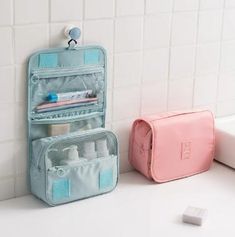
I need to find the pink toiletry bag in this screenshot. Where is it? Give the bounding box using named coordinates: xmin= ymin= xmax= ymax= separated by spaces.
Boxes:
xmin=129 ymin=110 xmax=215 ymax=182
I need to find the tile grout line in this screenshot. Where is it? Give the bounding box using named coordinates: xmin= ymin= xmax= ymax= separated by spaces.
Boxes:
xmin=139 ymin=0 xmax=146 ymax=116
xmin=12 ymin=0 xmax=17 ymax=198
xmin=81 ymin=0 xmax=85 ymax=45
xmin=7 ymin=7 xmax=231 ymax=27
xmin=166 ymin=0 xmax=175 ymax=110
xmin=110 ymin=0 xmax=117 ymax=130
xmin=215 ymin=0 xmax=226 ymax=116
xmin=191 ymin=0 xmax=202 ymax=109
xmin=0 ymin=7 xmax=230 ymax=28
xmin=0 ymin=175 xmax=17 ymax=181
xmin=48 ymin=0 xmax=52 ymax=47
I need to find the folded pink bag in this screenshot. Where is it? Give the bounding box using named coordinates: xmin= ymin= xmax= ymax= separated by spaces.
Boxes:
xmin=129 ymin=110 xmax=215 ymax=182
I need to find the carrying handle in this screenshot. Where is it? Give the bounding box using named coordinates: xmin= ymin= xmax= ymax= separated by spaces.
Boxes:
xmin=62 ymin=145 xmax=78 ymax=152
xmin=63 ymin=147 xmax=70 ymax=152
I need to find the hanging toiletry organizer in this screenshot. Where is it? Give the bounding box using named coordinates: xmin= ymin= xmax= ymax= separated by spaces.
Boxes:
xmin=28 ymin=44 xmax=119 ymax=206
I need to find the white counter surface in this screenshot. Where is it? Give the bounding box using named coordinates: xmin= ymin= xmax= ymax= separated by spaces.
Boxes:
xmin=1 ymin=162 xmax=235 ymax=237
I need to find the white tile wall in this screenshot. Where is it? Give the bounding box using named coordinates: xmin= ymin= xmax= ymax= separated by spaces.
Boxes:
xmin=144 ymin=14 xmax=171 ymax=49
xmin=200 ymin=0 xmax=224 ymax=9
xmin=113 ymin=86 xmax=141 ymax=121
xmin=171 ymin=12 xmax=198 ymax=46
xmin=174 ymin=0 xmax=199 ymax=11
xmin=51 ymin=0 xmax=83 ymax=22
xmin=225 ymin=0 xmax=235 ymax=8
xmin=168 ymin=78 xmax=194 ymax=110
xmin=14 ymin=25 xmax=49 ymax=64
xmin=0 ymin=0 xmax=13 ymax=26
xmin=0 ymin=0 xmax=234 ymax=201
xmin=0 ymin=142 xmax=15 ymax=178
xmin=116 ymin=0 xmax=145 ymax=16
xmin=141 ymin=81 xmax=168 ymax=115
xmin=15 ymin=0 xmax=48 ymax=24
xmin=0 ymin=178 xmax=15 ymax=201
xmin=83 ymin=19 xmax=114 ymax=53
xmin=85 ymin=0 xmax=115 ymax=19
xmin=221 ymin=41 xmax=235 ymax=72
xmin=195 ymin=43 xmax=220 ymax=76
xmin=193 ymin=74 xmax=218 ymax=106
xmin=218 ymin=72 xmax=235 ymax=101
xmin=170 ymin=46 xmax=196 ymax=80
xmin=198 ymin=10 xmax=223 ymax=43
xmin=223 ymin=9 xmax=235 ymax=40
xmin=114 ymin=52 xmax=142 ymax=88
xmin=0 ymin=28 xmax=13 ymax=66
xmin=0 ymin=67 xmax=14 ymax=103
xmin=0 ymin=104 xmax=15 ymax=142
xmin=115 ymin=17 xmax=143 ymax=53
xmin=143 ymin=48 xmax=169 ymax=82
xmin=145 ymin=0 xmax=173 ymax=14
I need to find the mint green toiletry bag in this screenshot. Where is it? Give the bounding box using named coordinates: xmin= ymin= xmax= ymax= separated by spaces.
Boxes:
xmin=28 ymin=46 xmax=119 ymax=206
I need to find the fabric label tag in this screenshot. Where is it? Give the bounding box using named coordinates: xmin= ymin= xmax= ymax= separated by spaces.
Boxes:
xmin=181 ymin=141 xmax=191 ymax=160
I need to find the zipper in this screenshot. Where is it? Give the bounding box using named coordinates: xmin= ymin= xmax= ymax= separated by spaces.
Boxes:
xmin=31 ymin=65 xmax=104 ymax=80
xmin=147 ymin=109 xmax=210 ymax=122
xmin=36 ymin=128 xmax=116 ymax=169
xmin=31 ymin=103 xmax=104 ymax=121
xmin=48 ymin=156 xmax=115 ymax=175
xmin=31 ymin=111 xmax=104 ymax=124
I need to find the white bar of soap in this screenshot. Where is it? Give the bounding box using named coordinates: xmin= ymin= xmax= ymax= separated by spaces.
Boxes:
xmin=182 ymin=206 xmax=208 ymax=226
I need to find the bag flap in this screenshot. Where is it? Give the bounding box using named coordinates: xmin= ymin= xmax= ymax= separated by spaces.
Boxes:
xmin=27 ymin=46 xmax=107 ymax=162
xmin=149 ymin=110 xmax=215 ymax=182
xmin=28 ymin=46 xmax=107 ymax=123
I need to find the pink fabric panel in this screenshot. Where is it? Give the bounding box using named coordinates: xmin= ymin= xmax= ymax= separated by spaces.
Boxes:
xmin=129 ymin=120 xmax=152 ymax=179
xmin=151 ymin=110 xmax=215 ymax=182
xmin=129 ymin=110 xmax=215 ymax=183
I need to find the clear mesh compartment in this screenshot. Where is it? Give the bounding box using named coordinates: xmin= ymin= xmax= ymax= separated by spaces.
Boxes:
xmin=32 ymin=129 xmax=118 ymax=205
xmin=30 ymin=69 xmax=105 ymax=121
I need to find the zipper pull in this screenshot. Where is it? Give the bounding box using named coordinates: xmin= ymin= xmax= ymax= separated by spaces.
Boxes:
xmin=31 ymin=74 xmax=40 ymax=84
xmin=56 ymin=167 xmax=66 ymax=177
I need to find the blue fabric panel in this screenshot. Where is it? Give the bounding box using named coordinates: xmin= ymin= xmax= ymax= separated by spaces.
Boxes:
xmin=84 ymin=49 xmax=100 ymax=64
xmin=99 ymin=169 xmax=113 ymax=189
xmin=39 ymin=53 xmax=58 ymax=68
xmin=52 ymin=178 xmax=70 ymax=201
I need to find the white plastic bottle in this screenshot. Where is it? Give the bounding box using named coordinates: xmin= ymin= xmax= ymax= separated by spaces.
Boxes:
xmin=96 ymin=139 xmax=109 ymax=158
xmin=60 ymin=145 xmax=87 ymax=165
xmin=83 ymin=141 xmax=97 ymax=159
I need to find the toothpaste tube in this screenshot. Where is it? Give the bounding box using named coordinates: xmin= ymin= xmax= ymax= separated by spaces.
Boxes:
xmin=47 ymin=90 xmax=93 ymax=102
